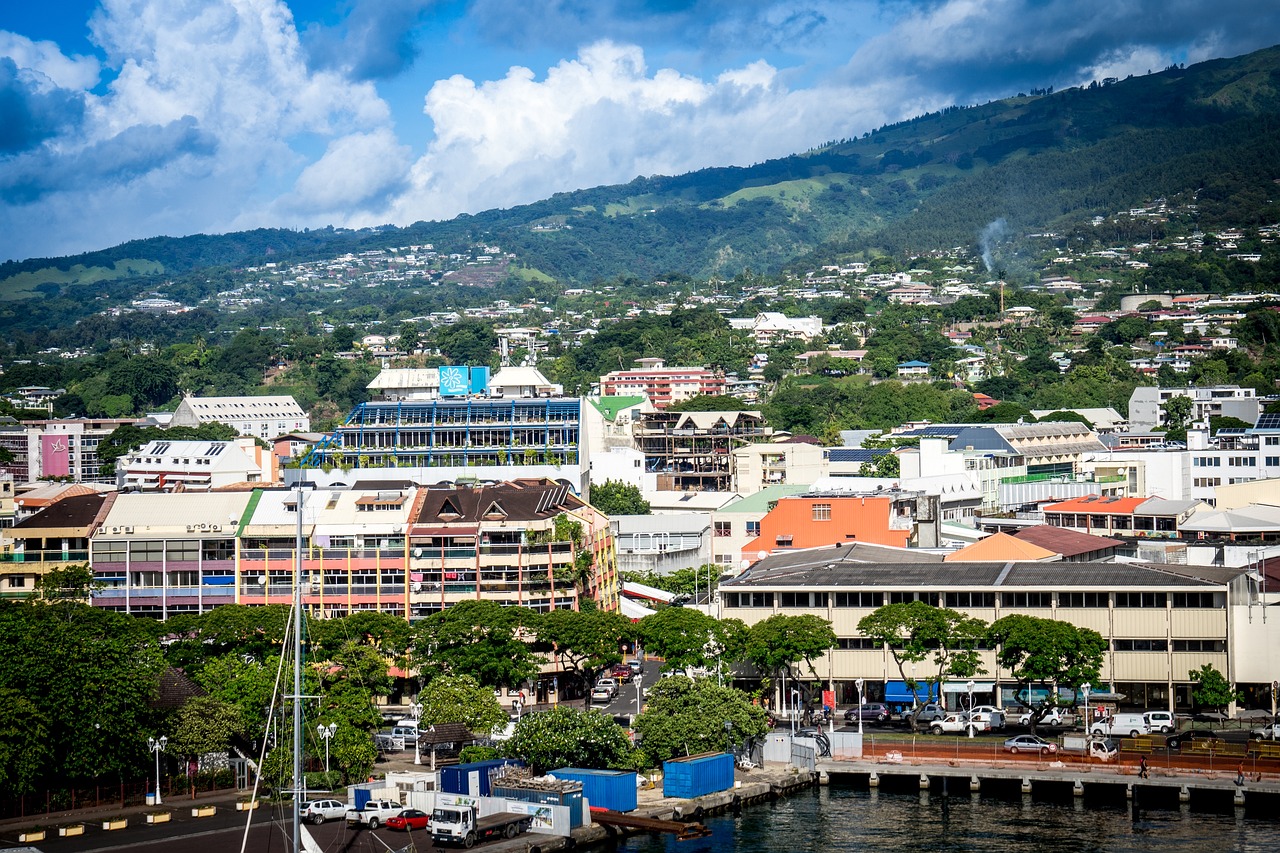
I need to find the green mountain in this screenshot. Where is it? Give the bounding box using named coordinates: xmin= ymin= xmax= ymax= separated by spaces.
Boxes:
xmin=6 ymin=44 xmax=1280 ymax=291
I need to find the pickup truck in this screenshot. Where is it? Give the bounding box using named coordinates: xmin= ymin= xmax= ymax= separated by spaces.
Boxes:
xmin=431 ymin=804 xmax=534 ymax=847
xmin=930 ymin=713 xmax=987 ymax=735
xmin=346 ymin=799 xmax=405 ymax=829
xmin=1061 ymin=735 xmax=1118 ymax=761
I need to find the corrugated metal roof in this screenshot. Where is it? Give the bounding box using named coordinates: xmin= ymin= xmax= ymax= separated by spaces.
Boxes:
xmin=943 ymin=533 xmax=1057 ymax=562
xmin=98 ymin=492 xmax=254 ymax=535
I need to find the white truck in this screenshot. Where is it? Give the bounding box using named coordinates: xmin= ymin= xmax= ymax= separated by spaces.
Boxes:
xmin=930 ymin=713 xmax=988 ymax=735
xmin=1252 ymin=722 xmax=1280 ymax=741
xmin=1061 ymin=735 xmax=1118 ymax=761
xmin=431 ymin=804 xmax=534 ymax=848
xmin=346 ymin=799 xmax=405 ymax=829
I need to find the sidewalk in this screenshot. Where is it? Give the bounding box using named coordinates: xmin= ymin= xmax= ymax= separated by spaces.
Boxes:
xmin=0 ymin=785 xmax=248 ymax=835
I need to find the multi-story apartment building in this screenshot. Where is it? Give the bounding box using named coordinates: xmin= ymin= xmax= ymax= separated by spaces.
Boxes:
xmin=1 ymin=492 xmax=113 ymax=599
xmin=0 ymin=418 xmax=133 ymax=484
xmin=171 ymin=395 xmax=310 ymax=440
xmin=1128 ymin=385 xmax=1260 ymax=429
xmin=118 ymin=438 xmax=278 ymax=491
xmin=720 ymin=544 xmax=1267 ymax=714
xmin=599 ymin=358 xmax=725 ymax=409
xmin=633 ymin=410 xmax=770 ymax=492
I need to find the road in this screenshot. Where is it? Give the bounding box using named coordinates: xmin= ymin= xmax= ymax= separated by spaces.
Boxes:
xmin=589 ymin=658 xmax=662 ymax=719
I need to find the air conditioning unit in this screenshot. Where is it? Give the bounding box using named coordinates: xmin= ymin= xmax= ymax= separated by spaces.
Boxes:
xmin=211 ymin=524 xmax=221 ymax=532
xmin=186 ymin=525 xmax=196 ymax=533
xmin=412 ymin=583 xmax=423 ymax=593
xmin=111 ymin=527 xmax=119 ymax=534
xmin=123 ymin=526 xmax=134 ymax=534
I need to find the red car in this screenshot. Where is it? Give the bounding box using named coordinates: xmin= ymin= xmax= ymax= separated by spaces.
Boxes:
xmin=611 ymin=664 xmax=633 ymax=683
xmin=385 ymin=808 xmax=430 ymax=831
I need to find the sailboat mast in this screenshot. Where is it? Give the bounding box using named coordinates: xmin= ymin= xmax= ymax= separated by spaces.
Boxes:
xmin=292 ymin=478 xmax=304 ymax=853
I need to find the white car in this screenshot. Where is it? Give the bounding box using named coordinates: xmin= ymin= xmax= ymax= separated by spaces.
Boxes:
xmin=969 ymin=705 xmax=1006 ymax=730
xmin=1018 ymin=708 xmax=1067 ymax=726
xmin=301 ymin=799 xmax=348 ymax=824
xmin=931 ymin=714 xmax=987 ymax=735
xmin=590 ymin=686 xmax=613 ymax=705
xmin=595 ymin=677 xmax=619 ymax=697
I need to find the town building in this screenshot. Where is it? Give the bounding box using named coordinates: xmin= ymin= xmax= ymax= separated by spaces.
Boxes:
xmin=0 ymin=417 xmax=134 ymax=484
xmin=1 ymin=492 xmax=112 ymax=599
xmin=599 ymin=359 xmax=726 ymax=409
xmin=633 ymin=410 xmax=770 ymax=492
xmin=118 ymin=438 xmax=278 ymax=491
xmin=1128 ymin=385 xmax=1260 ymax=429
xmin=720 ymin=544 xmax=1266 ymax=714
xmin=740 ymin=489 xmax=939 ymax=554
xmin=170 ymin=395 xmax=310 ymax=440
xmin=612 ymin=513 xmax=712 ymax=577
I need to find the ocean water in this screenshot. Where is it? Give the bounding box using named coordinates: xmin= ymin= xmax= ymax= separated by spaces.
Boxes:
xmin=610 ymin=780 xmax=1280 ymax=852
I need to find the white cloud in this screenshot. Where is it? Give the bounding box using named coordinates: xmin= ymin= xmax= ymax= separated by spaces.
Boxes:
xmin=0 ymin=31 xmax=100 ymax=90
xmin=281 ymin=128 xmax=412 ymax=217
xmin=384 ymin=41 xmax=895 ymax=226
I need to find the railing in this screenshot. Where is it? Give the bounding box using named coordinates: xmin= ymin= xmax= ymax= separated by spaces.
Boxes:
xmin=0 ymin=550 xmax=89 ymax=563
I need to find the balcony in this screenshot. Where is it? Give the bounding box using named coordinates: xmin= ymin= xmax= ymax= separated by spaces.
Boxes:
xmin=0 ymin=550 xmax=89 ymax=564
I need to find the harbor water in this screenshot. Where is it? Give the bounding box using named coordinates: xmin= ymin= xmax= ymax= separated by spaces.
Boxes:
xmin=610 ymin=779 xmax=1280 ymax=852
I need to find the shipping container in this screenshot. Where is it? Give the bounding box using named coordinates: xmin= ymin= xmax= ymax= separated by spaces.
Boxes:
xmin=662 ymin=752 xmax=734 ymax=799
xmin=550 ymin=768 xmax=638 ymax=813
xmin=440 ymin=759 xmax=523 ymax=797
xmin=492 ymin=784 xmax=585 ymax=827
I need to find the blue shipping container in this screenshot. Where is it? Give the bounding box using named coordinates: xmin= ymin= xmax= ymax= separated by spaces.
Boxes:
xmin=550 ymin=768 xmax=637 ymax=813
xmin=440 ymin=759 xmax=523 ymax=797
xmin=663 ymin=753 xmax=734 ymax=799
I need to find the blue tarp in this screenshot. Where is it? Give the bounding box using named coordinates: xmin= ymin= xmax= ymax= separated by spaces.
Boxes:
xmin=885 ymin=681 xmax=939 ymax=704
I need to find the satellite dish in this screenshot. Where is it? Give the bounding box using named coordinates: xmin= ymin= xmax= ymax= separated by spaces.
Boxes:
xmin=756 ymin=551 xmax=769 ymax=562
xmin=412 ymin=548 xmax=422 ymax=558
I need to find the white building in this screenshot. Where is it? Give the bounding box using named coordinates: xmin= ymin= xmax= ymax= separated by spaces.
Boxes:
xmin=119 ymin=439 xmax=275 ymax=492
xmin=1128 ymin=385 xmax=1260 ymax=429
xmin=171 ymin=395 xmax=310 ymax=440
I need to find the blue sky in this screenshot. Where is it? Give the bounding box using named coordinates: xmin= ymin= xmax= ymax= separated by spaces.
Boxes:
xmin=1 ymin=0 xmax=1278 ymax=261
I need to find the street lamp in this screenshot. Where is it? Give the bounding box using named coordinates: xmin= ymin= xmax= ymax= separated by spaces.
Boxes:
xmin=1081 ymin=683 xmax=1092 ymax=734
xmin=966 ymin=680 xmax=976 ymax=739
xmin=147 ymin=736 xmax=167 ymax=805
xmin=635 ymin=675 xmax=643 ymax=718
xmin=791 ymin=689 xmax=801 ymax=734
xmin=855 ymin=678 xmax=865 ymax=737
xmin=317 ymin=722 xmax=337 ymax=774
xmin=409 ymin=701 xmax=423 ymax=766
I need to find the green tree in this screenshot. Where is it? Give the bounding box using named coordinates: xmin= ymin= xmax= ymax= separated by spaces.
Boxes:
xmin=412 ymin=600 xmax=541 ymax=688
xmin=502 ymin=706 xmax=636 ymax=773
xmin=193 ymin=654 xmax=287 ymax=739
xmin=537 ymin=609 xmax=632 ymax=707
xmin=742 ymin=614 xmax=837 ymax=703
xmin=856 ymin=602 xmax=986 ymax=721
xmin=987 ymin=615 xmax=1107 ymax=734
xmin=166 ymin=696 xmax=246 ymax=794
xmin=634 ymin=676 xmax=768 ymax=764
xmin=417 ymin=675 xmax=508 ymax=736
xmin=1188 ymin=664 xmax=1241 ymax=712
xmin=589 ymin=480 xmax=651 ymax=516
xmin=0 ymin=688 xmax=50 ymax=796
xmin=1160 ymin=394 xmax=1194 ymax=430
xmin=638 ymin=607 xmax=721 ymax=672
xmin=665 ymin=395 xmax=750 ymax=412
xmin=329 ymin=724 xmax=378 ymax=785
xmin=858 ymin=453 xmax=901 ymax=478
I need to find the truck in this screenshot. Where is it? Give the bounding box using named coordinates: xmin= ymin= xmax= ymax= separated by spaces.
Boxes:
xmin=430 ymin=804 xmax=534 ymax=848
xmin=1061 ymin=735 xmax=1118 ymax=761
xmin=346 ymin=799 xmax=405 ymax=829
xmin=930 ymin=713 xmax=988 ymax=735
xmin=1251 ymin=722 xmax=1280 ymax=741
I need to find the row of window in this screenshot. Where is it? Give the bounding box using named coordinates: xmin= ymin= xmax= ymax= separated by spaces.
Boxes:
xmin=834 ymin=638 xmax=1225 ymax=653
xmin=724 ymin=591 xmax=1220 ymax=608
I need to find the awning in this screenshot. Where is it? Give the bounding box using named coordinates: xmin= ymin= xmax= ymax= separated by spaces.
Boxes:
xmin=410 ymin=526 xmax=480 ymax=536
xmin=885 ymin=680 xmax=939 ymax=704
xmin=942 ymin=681 xmax=995 ymax=694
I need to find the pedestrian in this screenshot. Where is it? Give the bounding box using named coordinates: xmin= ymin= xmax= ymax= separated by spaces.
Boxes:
xmin=1139 ymin=756 xmax=1149 ymax=779
xmin=1236 ymin=762 xmax=1245 ymax=786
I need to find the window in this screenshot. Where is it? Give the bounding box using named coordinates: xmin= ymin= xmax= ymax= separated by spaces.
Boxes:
xmin=745 ymin=521 xmax=760 ymax=536
xmin=1001 ymin=592 xmax=1051 ymax=607
xmin=94 ymin=541 xmax=127 ymax=562
xmin=1113 ymin=639 xmax=1168 ymax=652
xmin=1229 ymin=456 xmax=1255 ymax=467
xmin=1172 ymin=639 xmax=1226 ymax=652
xmin=835 ymin=591 xmax=882 ymax=608
xmin=1266 ymin=436 xmax=1280 ymax=446
xmin=890 ymin=592 xmax=935 ymax=605
xmin=1266 ymin=457 xmax=1280 ymax=467
xmin=714 ymin=521 xmax=732 ymax=537
xmin=1115 ymin=592 xmax=1167 ymax=608
xmin=812 ymin=503 xmax=832 ymax=521
xmin=721 ymin=592 xmax=776 ymax=608
xmin=7 ymin=576 xmax=26 ymax=588
xmin=201 ymin=540 xmax=235 ymax=561
xmin=837 ymin=637 xmax=881 ymax=650
xmin=128 ymin=541 xmax=164 ymax=562
xmin=749 ymin=592 xmax=774 ymax=608
xmin=1059 ymin=592 xmax=1108 ymax=607
xmin=781 ymin=592 xmax=828 ymax=608
xmin=1171 ymin=592 xmax=1218 ymax=608
xmin=130 ymin=571 xmax=163 ymax=588
xmin=944 ymin=592 xmax=995 ymax=608
xmin=166 ymin=540 xmax=200 ymax=562
xmin=169 ymin=570 xmax=199 ymax=587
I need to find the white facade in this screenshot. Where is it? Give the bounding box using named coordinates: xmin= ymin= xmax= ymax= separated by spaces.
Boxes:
xmin=589 ymin=446 xmax=656 ymax=492
xmin=119 ymin=439 xmax=269 ymax=492
xmin=171 ymin=395 xmax=310 ymax=440
xmin=1128 ymin=385 xmax=1259 ymax=429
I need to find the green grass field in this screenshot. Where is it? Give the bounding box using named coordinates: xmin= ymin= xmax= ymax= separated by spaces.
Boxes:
xmin=0 ymin=259 xmax=163 ymax=300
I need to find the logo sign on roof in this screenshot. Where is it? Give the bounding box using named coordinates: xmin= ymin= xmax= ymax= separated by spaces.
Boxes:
xmin=439 ymin=366 xmax=470 ymax=397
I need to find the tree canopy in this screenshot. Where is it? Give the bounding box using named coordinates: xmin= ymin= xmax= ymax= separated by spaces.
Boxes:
xmin=987 ymin=615 xmax=1106 ymax=732
xmin=857 ymin=602 xmax=986 ymax=714
xmin=634 ymin=676 xmax=768 ymax=764
xmin=502 ymin=706 xmax=637 ymax=773
xmin=588 ymin=480 xmax=651 ymax=516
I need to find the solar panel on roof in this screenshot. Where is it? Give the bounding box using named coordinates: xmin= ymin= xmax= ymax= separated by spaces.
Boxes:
xmin=1255 ymin=413 xmax=1280 ymax=430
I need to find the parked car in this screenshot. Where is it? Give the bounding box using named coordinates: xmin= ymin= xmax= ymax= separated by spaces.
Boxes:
xmin=611 ymin=664 xmax=633 ymax=682
xmin=386 ymin=808 xmax=431 ymax=831
xmin=300 ymin=799 xmax=348 ymax=824
xmin=844 ymin=702 xmax=891 ymax=724
xmin=1090 ymin=712 xmax=1150 ymax=738
xmin=627 ymin=659 xmax=644 ymax=674
xmin=1018 ymin=708 xmax=1067 ymax=727
xmin=931 ymin=713 xmax=985 ymax=735
xmin=914 ymin=703 xmax=947 ymax=724
xmin=1003 ymin=734 xmax=1059 ymax=755
xmin=1166 ymin=728 xmax=1248 ymax=750
xmin=969 ymin=705 xmax=1006 ymax=731
xmin=1144 ymin=710 xmax=1176 ymax=734
xmin=590 ymin=686 xmax=612 ymax=705
xmin=1251 ymin=722 xmax=1280 ymax=741
xmin=594 ymin=677 xmax=619 ymax=697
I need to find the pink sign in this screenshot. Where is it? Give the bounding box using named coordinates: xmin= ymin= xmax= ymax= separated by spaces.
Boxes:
xmin=41 ymin=434 xmax=71 ymax=477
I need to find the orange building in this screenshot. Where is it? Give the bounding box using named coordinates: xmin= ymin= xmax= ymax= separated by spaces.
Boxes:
xmin=742 ymin=493 xmax=914 ymax=554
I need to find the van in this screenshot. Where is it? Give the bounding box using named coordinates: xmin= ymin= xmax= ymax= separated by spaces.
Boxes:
xmin=1090 ymin=713 xmax=1149 ymax=738
xmin=1143 ymin=710 xmax=1175 ymax=734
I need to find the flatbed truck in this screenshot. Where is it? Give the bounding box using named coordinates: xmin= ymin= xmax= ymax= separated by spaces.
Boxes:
xmin=430 ymin=804 xmax=534 ymax=848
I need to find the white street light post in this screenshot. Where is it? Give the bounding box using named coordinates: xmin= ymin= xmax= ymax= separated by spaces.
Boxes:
xmin=966 ymin=680 xmax=976 ymax=739
xmin=1081 ymin=683 xmax=1092 ymax=735
xmin=855 ymin=678 xmax=865 ymax=737
xmin=147 ymin=736 xmax=167 ymax=805
xmin=410 ymin=701 xmax=423 ymax=766
xmin=635 ymin=676 xmax=643 ymax=718
xmin=317 ymin=722 xmax=337 ymax=774
xmin=791 ymin=688 xmax=801 ymax=734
